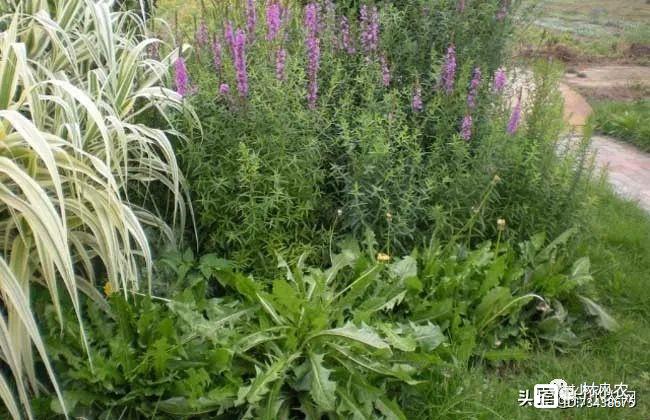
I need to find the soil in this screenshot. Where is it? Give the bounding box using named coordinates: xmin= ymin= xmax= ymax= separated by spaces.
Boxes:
xmin=518 ymin=42 xmax=650 ymax=67
xmin=564 ymin=65 xmax=650 ymax=102
xmin=559 ymin=83 xmax=592 ymax=127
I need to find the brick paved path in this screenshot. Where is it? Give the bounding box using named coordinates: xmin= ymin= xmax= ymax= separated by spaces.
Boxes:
xmin=560 ymin=80 xmax=650 ymax=212
xmin=590 ymin=135 xmax=650 ymax=212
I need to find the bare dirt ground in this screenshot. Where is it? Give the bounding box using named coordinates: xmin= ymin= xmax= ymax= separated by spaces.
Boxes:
xmin=564 ymin=65 xmax=650 ymax=101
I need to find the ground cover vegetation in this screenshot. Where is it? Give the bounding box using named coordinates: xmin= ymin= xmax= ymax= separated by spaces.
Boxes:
xmin=593 ymin=99 xmax=650 ymax=151
xmin=516 ymin=0 xmax=650 ymax=65
xmin=0 ymin=0 xmax=632 ymax=418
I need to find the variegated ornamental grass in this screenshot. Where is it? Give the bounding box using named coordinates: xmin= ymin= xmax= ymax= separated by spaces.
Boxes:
xmin=0 ymin=1 xmax=192 ymax=417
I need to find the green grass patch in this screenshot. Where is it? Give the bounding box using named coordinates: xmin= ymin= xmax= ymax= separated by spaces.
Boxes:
xmin=593 ymin=100 xmax=650 ymax=151
xmin=404 ymin=186 xmax=650 ymax=418
xmin=518 ymin=0 xmax=650 ymax=63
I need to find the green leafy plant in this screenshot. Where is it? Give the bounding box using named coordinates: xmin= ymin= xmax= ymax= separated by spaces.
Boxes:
xmin=37 ymin=285 xmax=247 ymax=419
xmin=34 ymin=226 xmax=614 ymax=418
xmin=187 ymin=244 xmax=439 ymax=419
xmin=178 ymin=0 xmax=591 ymax=274
xmin=593 ymin=99 xmax=650 ymax=151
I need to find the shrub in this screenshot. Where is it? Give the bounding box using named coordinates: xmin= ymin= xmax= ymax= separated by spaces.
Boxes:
xmin=35 ymin=229 xmax=614 ymax=418
xmin=175 ymin=0 xmax=589 ymax=274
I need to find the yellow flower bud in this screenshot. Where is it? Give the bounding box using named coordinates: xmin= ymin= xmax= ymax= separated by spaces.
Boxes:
xmin=376 ymin=252 xmax=391 ymax=263
xmin=103 ymin=281 xmax=115 ymax=297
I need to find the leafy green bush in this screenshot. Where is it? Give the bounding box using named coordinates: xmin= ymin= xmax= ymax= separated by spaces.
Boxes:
xmin=36 ymin=229 xmax=613 ymax=418
xmin=175 ymin=0 xmax=589 ymax=273
xmin=593 ymin=99 xmax=650 ymax=151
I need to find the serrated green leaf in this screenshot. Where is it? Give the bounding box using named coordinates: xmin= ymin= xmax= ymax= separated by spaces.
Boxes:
xmin=579 ymin=296 xmax=619 ymax=332
xmin=338 ymin=388 xmax=373 ymax=420
xmin=375 ymin=396 xmax=407 ymax=420
xmin=379 ymin=324 xmax=417 ymax=352
xmin=256 ymin=292 xmax=286 ymax=325
xmin=389 ymin=256 xmax=417 ymax=282
xmin=236 ymin=354 xmax=296 ymax=406
xmin=569 ymin=257 xmax=592 ymax=287
xmin=309 ymin=322 xmax=389 ymax=350
xmin=308 ymin=353 xmax=337 ymax=411
xmin=198 ymin=254 xmax=233 ymax=277
xmin=410 ymin=322 xmax=446 ymax=352
xmin=329 ymin=344 xmax=418 ymax=385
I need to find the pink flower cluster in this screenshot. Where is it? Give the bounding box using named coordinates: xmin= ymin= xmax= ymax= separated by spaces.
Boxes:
xmin=174 ymin=56 xmax=190 ymax=97
xmin=360 ymin=5 xmax=379 ymax=55
xmin=305 ymin=3 xmax=321 ymax=109
xmin=461 ymin=114 xmax=473 ymax=140
xmin=266 ymin=2 xmax=282 ymax=41
xmin=246 ymin=0 xmax=257 ymax=39
xmin=196 ymin=20 xmax=209 ymax=48
xmin=492 ymin=67 xmax=507 ymax=93
xmin=412 ymin=85 xmax=423 ymax=112
xmin=225 ymin=21 xmax=235 ymax=53
xmin=339 ymin=16 xmax=356 ymax=54
xmin=441 ymin=44 xmax=457 ymax=94
xmin=380 ymin=55 xmax=391 ymax=87
xmin=233 ymin=29 xmax=249 ymax=97
xmin=467 ymin=67 xmax=482 ymax=109
xmin=276 ymin=48 xmax=287 ymax=81
xmin=507 ymin=97 xmax=521 ymax=135
xmin=212 ymin=36 xmax=222 ymax=74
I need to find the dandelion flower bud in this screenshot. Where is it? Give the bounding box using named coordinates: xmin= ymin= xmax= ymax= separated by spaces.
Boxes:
xmin=103 ymin=281 xmax=115 ymax=297
xmin=377 ymin=252 xmax=391 ymax=262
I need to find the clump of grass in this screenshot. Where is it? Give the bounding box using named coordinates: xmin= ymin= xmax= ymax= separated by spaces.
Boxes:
xmin=592 ymin=99 xmax=650 ymax=150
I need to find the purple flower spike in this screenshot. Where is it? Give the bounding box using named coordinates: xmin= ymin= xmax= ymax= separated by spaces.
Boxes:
xmin=212 ymin=36 xmax=222 ymax=74
xmin=461 ymin=114 xmax=473 ymax=140
xmin=246 ymin=0 xmax=257 ymax=39
xmin=305 ymin=3 xmax=321 ymax=109
xmin=276 ymin=48 xmax=287 ymax=81
xmin=266 ymin=2 xmax=282 ymax=41
xmin=174 ymin=55 xmax=190 ymax=97
xmin=441 ymin=44 xmax=457 ymax=94
xmin=219 ymin=83 xmax=230 ymax=95
xmin=360 ymin=5 xmax=379 ymax=56
xmin=412 ymin=86 xmax=423 ymax=112
xmin=457 ymin=0 xmax=466 ymax=12
xmin=233 ymin=29 xmax=249 ymax=97
xmin=493 ymin=67 xmax=507 ymax=93
xmin=340 ymin=16 xmax=356 ymax=54
xmin=305 ymin=3 xmax=319 ymax=36
xmin=507 ymin=97 xmax=522 ymax=135
xmin=196 ymin=20 xmax=209 ymax=48
xmin=380 ymin=55 xmax=391 ymax=87
xmin=225 ymin=21 xmax=235 ymax=53
xmin=467 ymin=67 xmax=482 ymax=109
